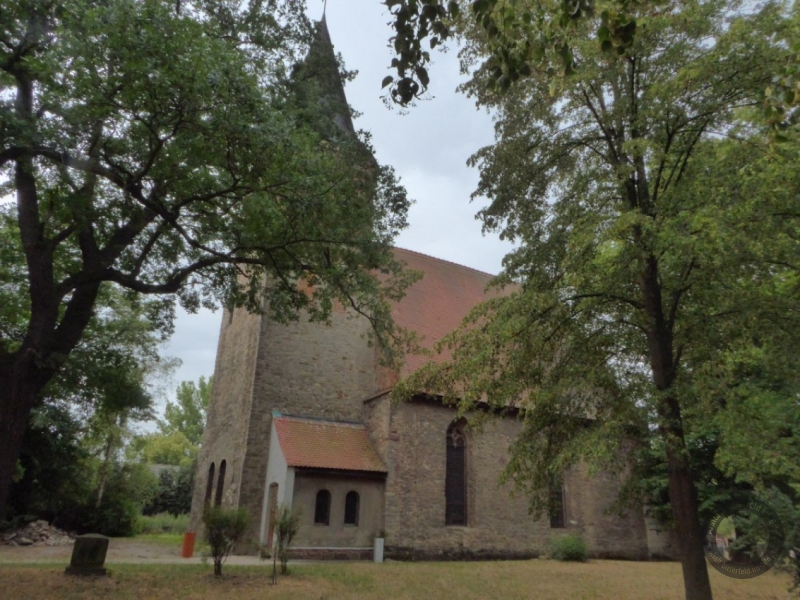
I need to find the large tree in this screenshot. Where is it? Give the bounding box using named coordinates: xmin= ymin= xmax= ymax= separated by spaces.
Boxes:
xmin=127 ymin=375 xmax=213 ymax=467
xmin=0 ymin=0 xmax=411 ymax=517
xmin=7 ymin=270 xmax=176 ymax=525
xmin=393 ymin=2 xmax=799 ymax=599
xmin=162 ymin=376 xmax=212 ymax=447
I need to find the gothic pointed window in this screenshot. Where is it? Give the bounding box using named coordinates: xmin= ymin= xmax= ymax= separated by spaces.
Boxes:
xmin=344 ymin=491 xmax=360 ymax=526
xmin=445 ymin=422 xmax=467 ymax=525
xmin=315 ymin=489 xmax=331 ymax=525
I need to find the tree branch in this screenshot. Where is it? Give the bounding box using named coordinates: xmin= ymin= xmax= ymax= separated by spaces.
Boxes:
xmin=568 ymin=292 xmax=644 ymax=311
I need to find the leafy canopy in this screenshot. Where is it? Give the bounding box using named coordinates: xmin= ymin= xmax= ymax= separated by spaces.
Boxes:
xmin=397 ymin=0 xmax=800 ymax=523
xmin=1 ymin=0 xmax=412 ymax=366
xmin=382 ymin=0 xmax=648 ymax=104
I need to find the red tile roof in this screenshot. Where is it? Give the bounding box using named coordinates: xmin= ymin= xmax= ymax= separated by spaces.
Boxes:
xmin=391 ymin=248 xmax=513 ymax=376
xmin=273 ymin=416 xmax=386 ymax=473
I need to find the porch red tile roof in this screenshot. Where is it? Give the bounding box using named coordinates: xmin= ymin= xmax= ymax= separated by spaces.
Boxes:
xmin=273 ymin=416 xmax=386 ymax=473
xmin=391 ymin=248 xmax=513 ymax=376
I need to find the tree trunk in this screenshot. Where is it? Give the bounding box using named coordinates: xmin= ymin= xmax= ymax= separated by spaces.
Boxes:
xmin=639 ymin=253 xmax=713 ymax=600
xmin=664 ymin=428 xmax=714 ymax=600
xmin=95 ymin=432 xmax=115 ymax=508
xmin=0 ymin=358 xmax=43 ymax=521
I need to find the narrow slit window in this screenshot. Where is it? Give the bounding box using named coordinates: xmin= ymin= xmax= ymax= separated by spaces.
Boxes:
xmin=344 ymin=491 xmax=360 ymax=525
xmin=214 ymin=459 xmax=227 ymax=506
xmin=445 ymin=422 xmax=467 ymax=525
xmin=204 ymin=462 xmax=215 ymax=506
xmin=314 ymin=489 xmax=331 ymax=525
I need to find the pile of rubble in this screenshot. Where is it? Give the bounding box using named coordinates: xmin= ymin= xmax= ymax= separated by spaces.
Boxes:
xmin=2 ymin=520 xmax=74 ymax=547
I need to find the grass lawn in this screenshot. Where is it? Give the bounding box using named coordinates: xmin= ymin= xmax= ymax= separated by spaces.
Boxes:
xmin=0 ymin=560 xmax=793 ymax=599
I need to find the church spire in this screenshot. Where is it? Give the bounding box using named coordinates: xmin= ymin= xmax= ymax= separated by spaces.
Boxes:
xmin=297 ymin=15 xmax=356 ymax=136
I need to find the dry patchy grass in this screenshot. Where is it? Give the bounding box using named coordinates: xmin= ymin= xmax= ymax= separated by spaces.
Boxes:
xmin=0 ymin=560 xmax=793 ymax=600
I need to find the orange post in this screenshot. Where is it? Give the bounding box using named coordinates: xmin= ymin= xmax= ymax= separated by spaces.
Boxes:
xmin=181 ymin=532 xmax=196 ymax=558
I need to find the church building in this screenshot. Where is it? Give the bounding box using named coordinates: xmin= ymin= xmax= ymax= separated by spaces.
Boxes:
xmin=189 ymin=17 xmax=661 ymax=561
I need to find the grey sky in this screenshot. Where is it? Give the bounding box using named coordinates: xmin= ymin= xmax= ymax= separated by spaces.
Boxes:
xmin=158 ymin=2 xmax=513 ymax=412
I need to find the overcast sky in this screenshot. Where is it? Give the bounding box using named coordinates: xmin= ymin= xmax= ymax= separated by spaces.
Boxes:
xmin=157 ymin=2 xmax=514 ymax=413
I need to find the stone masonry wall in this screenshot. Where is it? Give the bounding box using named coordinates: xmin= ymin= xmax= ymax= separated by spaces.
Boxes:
xmin=292 ymin=472 xmax=385 ymax=548
xmin=363 ymin=393 xmax=391 ymax=466
xmin=382 ymin=401 xmax=648 ymax=560
xmin=189 ymin=304 xmax=262 ymax=532
xmin=565 ymin=461 xmax=648 ymax=559
xmin=235 ymin=307 xmax=384 ymax=549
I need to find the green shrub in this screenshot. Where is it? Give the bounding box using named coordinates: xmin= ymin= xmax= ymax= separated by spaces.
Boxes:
xmin=549 ymin=533 xmax=587 ymax=562
xmin=78 ymin=463 xmax=159 ymax=537
xmin=274 ymin=504 xmax=300 ymax=577
xmin=137 ymin=512 xmax=190 ymax=535
xmin=202 ymin=506 xmax=249 ymax=576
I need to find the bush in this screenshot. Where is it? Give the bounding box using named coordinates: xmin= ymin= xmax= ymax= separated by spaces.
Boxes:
xmin=202 ymin=506 xmax=249 ymax=576
xmin=77 ymin=463 xmax=159 ymax=537
xmin=9 ymin=404 xmax=163 ymax=537
xmin=274 ymin=504 xmax=300 ymax=577
xmin=137 ymin=512 xmax=190 ymax=535
xmin=9 ymin=404 xmax=93 ymax=526
xmin=549 ymin=533 xmax=587 ymax=562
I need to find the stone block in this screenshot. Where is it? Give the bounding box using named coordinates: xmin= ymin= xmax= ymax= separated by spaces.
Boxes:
xmin=64 ymin=534 xmax=109 ymax=576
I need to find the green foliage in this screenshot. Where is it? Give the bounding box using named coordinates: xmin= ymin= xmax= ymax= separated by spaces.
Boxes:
xmin=161 ymin=377 xmax=212 ymax=446
xmin=202 ymin=506 xmax=250 ymax=577
xmin=8 ymin=401 xmax=162 ymax=537
xmin=78 ymin=463 xmax=159 ymax=537
xmin=762 ymin=5 xmax=800 ymax=136
xmin=399 ymin=0 xmax=799 ymax=510
xmin=128 ymin=432 xmax=197 ymax=467
xmin=128 ymin=374 xmax=213 ymax=468
xmin=1 ymin=0 xmax=411 ymax=358
xmin=0 ymin=0 xmax=413 ymax=518
xmin=275 ymin=504 xmax=300 ymax=576
xmin=143 ymin=465 xmax=194 ymax=517
xmin=763 ymin=488 xmax=800 ymax=593
xmin=383 ymin=0 xmax=647 ymax=104
xmin=11 ymin=461 xmax=23 ymax=484
xmin=137 ymin=512 xmax=190 ymax=535
xmin=395 ymin=2 xmax=799 ymax=597
xmin=8 ymin=403 xmax=92 ymax=524
xmin=549 ymin=533 xmax=588 ymax=562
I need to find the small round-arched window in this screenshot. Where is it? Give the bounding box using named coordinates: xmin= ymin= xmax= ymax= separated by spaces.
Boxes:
xmin=344 ymin=491 xmax=360 ymax=526
xmin=314 ymin=489 xmax=331 ymax=525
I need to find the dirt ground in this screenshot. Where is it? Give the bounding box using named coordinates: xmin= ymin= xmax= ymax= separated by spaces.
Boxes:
xmin=0 ymin=536 xmax=272 ymax=565
xmin=1 ymin=537 xmax=179 ymax=562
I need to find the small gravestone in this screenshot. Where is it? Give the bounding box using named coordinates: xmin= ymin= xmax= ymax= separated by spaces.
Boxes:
xmin=64 ymin=534 xmax=109 ymax=576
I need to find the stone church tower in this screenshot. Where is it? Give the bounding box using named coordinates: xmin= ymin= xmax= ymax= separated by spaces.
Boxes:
xmin=190 ymin=18 xmax=667 ymax=560
xmin=189 ymin=15 xmax=394 ymax=549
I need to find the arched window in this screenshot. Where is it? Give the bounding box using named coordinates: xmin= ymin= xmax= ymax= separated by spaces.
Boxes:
xmin=314 ymin=490 xmax=331 ymax=525
xmin=445 ymin=422 xmax=467 ymax=525
xmin=205 ymin=462 xmax=215 ymax=506
xmin=344 ymin=491 xmax=360 ymax=526
xmin=214 ymin=459 xmax=227 ymax=506
xmin=550 ymin=484 xmax=565 ymax=528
